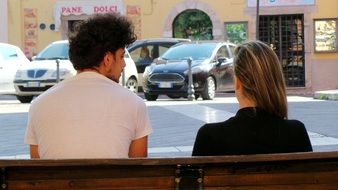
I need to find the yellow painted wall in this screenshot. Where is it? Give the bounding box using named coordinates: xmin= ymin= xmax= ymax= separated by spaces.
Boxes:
xmin=21 ymin=0 xmax=60 ymax=51
xmin=125 ymin=0 xmax=177 ymax=38
xmin=7 ymin=0 xmax=336 ymax=55
xmin=313 ymin=0 xmax=338 ymax=18
xmin=8 ymin=0 xmax=61 ymax=54
xmin=125 ymin=0 xmax=248 ymax=39
xmin=311 ymin=0 xmax=338 ymax=59
xmin=8 ymin=0 xmax=23 ymax=48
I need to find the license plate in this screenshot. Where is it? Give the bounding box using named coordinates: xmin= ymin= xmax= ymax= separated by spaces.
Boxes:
xmin=27 ymin=81 xmax=40 ymax=87
xmin=158 ymin=82 xmax=173 ymax=88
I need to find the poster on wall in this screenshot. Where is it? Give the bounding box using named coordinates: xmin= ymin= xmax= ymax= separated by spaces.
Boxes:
xmin=126 ymin=5 xmax=141 ymax=39
xmin=23 ymin=8 xmax=38 ymax=59
xmin=314 ymin=20 xmax=337 ymax=52
xmin=248 ymin=0 xmax=315 ymax=7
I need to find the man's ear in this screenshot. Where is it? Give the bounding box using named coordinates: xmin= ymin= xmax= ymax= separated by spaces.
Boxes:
xmin=103 ymin=52 xmax=113 ymax=67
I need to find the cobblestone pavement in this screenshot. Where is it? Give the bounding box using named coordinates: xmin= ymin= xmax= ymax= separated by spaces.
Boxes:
xmin=0 ymin=94 xmax=337 ymax=158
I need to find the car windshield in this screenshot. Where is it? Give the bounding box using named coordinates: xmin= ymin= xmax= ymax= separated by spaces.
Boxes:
xmin=35 ymin=43 xmax=69 ymax=60
xmin=161 ymin=43 xmax=217 ymax=61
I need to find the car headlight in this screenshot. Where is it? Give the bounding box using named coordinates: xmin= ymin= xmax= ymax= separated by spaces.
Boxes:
xmin=51 ymin=69 xmax=71 ymax=78
xmin=184 ymin=66 xmax=203 ymax=75
xmin=15 ymin=70 xmax=23 ymax=78
xmin=143 ymin=66 xmax=152 ymax=77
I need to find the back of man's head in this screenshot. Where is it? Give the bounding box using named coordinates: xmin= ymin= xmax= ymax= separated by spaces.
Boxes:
xmin=69 ymin=13 xmax=136 ymax=70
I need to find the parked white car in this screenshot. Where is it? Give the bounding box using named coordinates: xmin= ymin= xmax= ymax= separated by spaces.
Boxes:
xmin=14 ymin=40 xmax=138 ymax=103
xmin=0 ymin=43 xmax=30 ymax=95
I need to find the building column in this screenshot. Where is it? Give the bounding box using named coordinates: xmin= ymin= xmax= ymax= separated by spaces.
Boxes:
xmin=0 ymin=0 xmax=9 ymax=43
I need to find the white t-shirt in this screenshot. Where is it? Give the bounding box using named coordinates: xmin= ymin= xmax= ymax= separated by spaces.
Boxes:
xmin=25 ymin=72 xmax=153 ymax=159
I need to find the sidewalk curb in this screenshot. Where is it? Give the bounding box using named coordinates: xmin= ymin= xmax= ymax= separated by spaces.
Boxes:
xmin=314 ymin=90 xmax=338 ymax=101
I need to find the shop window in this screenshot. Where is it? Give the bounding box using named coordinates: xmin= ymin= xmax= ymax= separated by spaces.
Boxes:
xmin=259 ymin=14 xmax=305 ymax=87
xmin=224 ymin=22 xmax=248 ymax=44
xmin=314 ymin=19 xmax=337 ymax=52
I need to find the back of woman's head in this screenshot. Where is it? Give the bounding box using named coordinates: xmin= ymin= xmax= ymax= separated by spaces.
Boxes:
xmin=234 ymin=40 xmax=287 ymax=118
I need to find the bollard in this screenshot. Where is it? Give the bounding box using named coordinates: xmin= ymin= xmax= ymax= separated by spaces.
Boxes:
xmin=187 ymin=57 xmax=195 ymax=101
xmin=56 ymin=59 xmax=60 ymax=83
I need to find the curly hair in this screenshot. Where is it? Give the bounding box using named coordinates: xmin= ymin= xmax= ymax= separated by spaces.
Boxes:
xmin=69 ymin=13 xmax=136 ymax=70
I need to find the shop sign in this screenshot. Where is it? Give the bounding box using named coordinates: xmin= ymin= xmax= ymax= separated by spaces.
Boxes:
xmin=248 ymin=0 xmax=315 ymax=7
xmin=54 ymin=0 xmax=125 ymax=30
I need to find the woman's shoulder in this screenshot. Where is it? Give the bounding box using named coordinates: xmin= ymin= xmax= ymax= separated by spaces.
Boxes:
xmin=284 ymin=119 xmax=305 ymax=127
xmin=283 ymin=119 xmax=308 ymax=134
xmin=199 ymin=116 xmax=238 ymax=132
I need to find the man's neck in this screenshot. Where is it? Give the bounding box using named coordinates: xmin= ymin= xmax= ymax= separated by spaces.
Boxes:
xmin=77 ymin=68 xmax=101 ymax=75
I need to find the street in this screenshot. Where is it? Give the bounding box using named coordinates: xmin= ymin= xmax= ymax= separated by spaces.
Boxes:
xmin=0 ymin=93 xmax=338 ymax=158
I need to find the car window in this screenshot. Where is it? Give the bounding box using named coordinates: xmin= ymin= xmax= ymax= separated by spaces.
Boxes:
xmin=130 ymin=45 xmax=154 ymax=64
xmin=129 ymin=47 xmax=142 ymax=61
xmin=158 ymin=45 xmax=171 ymax=57
xmin=216 ymin=46 xmax=230 ymax=59
xmin=124 ymin=51 xmax=130 ymax=58
xmin=229 ymin=45 xmax=236 ymax=56
xmin=0 ymin=46 xmax=19 ymax=61
xmin=35 ymin=43 xmax=69 ymax=60
xmin=161 ymin=43 xmax=217 ymax=61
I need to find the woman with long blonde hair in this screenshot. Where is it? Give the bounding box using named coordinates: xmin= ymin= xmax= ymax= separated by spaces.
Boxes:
xmin=192 ymin=41 xmax=312 ymax=156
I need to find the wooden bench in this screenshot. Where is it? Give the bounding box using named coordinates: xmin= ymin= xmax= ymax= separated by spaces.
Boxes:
xmin=1 ymin=151 xmax=338 ymax=190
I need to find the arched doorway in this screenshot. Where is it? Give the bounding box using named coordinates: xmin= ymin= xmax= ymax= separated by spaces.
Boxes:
xmin=173 ymin=9 xmax=213 ymax=40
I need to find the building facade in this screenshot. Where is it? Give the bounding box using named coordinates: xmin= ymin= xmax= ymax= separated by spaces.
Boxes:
xmin=3 ymin=0 xmax=338 ymax=93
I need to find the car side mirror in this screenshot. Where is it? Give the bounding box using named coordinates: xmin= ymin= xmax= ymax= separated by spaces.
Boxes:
xmin=154 ymin=58 xmax=167 ymax=65
xmin=217 ymin=57 xmax=227 ymax=66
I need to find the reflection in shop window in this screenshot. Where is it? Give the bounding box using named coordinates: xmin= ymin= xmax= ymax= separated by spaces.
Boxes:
xmin=224 ymin=22 xmax=248 ymax=44
xmin=314 ymin=19 xmax=337 ymax=52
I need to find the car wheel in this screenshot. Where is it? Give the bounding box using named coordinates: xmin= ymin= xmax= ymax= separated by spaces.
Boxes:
xmin=126 ymin=77 xmax=138 ymax=93
xmin=16 ymin=95 xmax=34 ymax=103
xmin=201 ymin=76 xmax=215 ymax=100
xmin=167 ymin=94 xmax=181 ymax=99
xmin=144 ymin=93 xmax=158 ymax=101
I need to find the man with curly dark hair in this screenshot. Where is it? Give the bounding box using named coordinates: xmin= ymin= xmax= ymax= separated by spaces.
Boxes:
xmin=25 ymin=13 xmax=153 ymax=159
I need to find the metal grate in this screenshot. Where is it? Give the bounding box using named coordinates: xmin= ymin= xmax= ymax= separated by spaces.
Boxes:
xmin=259 ymin=14 xmax=305 ymax=87
xmin=27 ymin=69 xmax=47 ymax=78
xmin=149 ymin=73 xmax=185 ymax=83
xmin=18 ymin=86 xmax=53 ymax=92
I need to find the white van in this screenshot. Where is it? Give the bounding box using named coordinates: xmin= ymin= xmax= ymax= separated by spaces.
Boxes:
xmin=14 ymin=40 xmax=138 ymax=103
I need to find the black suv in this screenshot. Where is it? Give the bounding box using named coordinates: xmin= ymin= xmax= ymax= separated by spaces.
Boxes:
xmin=127 ymin=38 xmax=190 ymax=89
xmin=142 ymin=41 xmax=236 ymax=101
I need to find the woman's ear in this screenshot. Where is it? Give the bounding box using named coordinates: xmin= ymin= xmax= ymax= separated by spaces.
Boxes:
xmin=234 ymin=76 xmax=241 ymax=91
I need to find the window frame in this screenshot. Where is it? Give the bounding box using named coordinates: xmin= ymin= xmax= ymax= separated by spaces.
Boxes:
xmin=224 ymin=21 xmax=248 ymax=44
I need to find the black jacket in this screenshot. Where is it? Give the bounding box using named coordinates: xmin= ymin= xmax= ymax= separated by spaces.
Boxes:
xmin=192 ymin=107 xmax=313 ymax=156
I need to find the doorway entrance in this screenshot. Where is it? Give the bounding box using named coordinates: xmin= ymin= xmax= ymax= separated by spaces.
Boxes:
xmin=173 ymin=9 xmax=213 ymax=40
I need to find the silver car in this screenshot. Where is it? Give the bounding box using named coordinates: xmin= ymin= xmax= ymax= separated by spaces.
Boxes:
xmin=14 ymin=40 xmax=138 ymax=103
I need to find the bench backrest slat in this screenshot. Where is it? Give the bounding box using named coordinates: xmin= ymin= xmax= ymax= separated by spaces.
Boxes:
xmin=1 ymin=151 xmax=338 ymax=190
